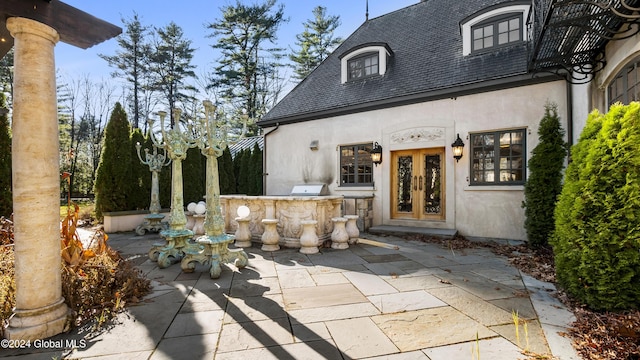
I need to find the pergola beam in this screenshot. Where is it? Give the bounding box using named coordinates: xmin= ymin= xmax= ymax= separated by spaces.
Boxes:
xmin=0 ymin=0 xmax=121 ymax=57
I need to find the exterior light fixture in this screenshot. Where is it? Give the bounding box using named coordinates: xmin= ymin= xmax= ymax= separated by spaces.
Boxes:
xmin=451 ymin=133 xmax=465 ymax=162
xmin=371 ymin=142 xmax=383 ymax=166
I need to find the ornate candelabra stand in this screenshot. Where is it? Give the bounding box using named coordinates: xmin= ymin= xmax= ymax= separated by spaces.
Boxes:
xmin=147 ymin=109 xmax=199 ymax=268
xmin=134 ymin=142 xmax=171 ymax=235
xmin=181 ymin=100 xmax=248 ymax=278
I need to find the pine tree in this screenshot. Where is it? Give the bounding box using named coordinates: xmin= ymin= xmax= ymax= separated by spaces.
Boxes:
xmin=290 ymin=6 xmax=343 ymax=80
xmin=207 ymin=0 xmax=287 ymax=136
xmin=522 ymin=103 xmax=567 ymax=247
xmin=99 ymin=13 xmax=152 ymax=129
xmin=94 ymin=102 xmax=133 ymax=219
xmin=148 ymin=22 xmax=196 ymax=127
xmin=0 ymin=93 xmax=11 ymax=217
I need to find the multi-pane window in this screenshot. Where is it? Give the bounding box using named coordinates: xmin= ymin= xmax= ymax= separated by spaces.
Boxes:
xmin=472 ymin=14 xmax=522 ymax=52
xmin=347 ymin=52 xmax=379 ymax=80
xmin=470 ymin=129 xmax=526 ymax=185
xmin=608 ymin=58 xmax=640 ymax=107
xmin=340 ymin=143 xmax=374 ymax=186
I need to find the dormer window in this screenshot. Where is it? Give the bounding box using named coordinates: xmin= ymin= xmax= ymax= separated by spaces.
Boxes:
xmin=461 ymin=3 xmax=530 ymax=56
xmin=472 ymin=14 xmax=522 ymax=52
xmin=340 ymin=43 xmax=392 ymax=84
xmin=348 ymin=52 xmax=379 ymax=80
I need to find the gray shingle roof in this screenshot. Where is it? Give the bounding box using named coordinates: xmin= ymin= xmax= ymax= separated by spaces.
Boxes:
xmin=259 ymin=0 xmax=537 ymax=127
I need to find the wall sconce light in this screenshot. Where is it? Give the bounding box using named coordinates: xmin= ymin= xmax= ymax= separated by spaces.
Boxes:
xmin=451 ymin=133 xmax=465 ymax=162
xmin=371 ymin=142 xmax=383 ymax=166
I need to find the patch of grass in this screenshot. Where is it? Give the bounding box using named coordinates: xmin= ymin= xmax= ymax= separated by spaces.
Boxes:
xmin=60 ymin=200 xmax=96 ymax=225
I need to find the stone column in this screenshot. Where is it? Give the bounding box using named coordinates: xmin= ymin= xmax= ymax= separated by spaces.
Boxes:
xmin=5 ymin=17 xmax=70 ymax=340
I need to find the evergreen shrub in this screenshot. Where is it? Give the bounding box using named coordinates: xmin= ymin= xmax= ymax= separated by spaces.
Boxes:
xmin=94 ymin=103 xmax=132 ymax=219
xmin=551 ymin=102 xmax=640 ymax=311
xmin=523 ymin=102 xmax=567 ymax=247
xmin=219 ymin=147 xmax=236 ymax=194
xmin=129 ymin=128 xmax=150 ymax=210
xmin=250 ymin=142 xmax=263 ymax=195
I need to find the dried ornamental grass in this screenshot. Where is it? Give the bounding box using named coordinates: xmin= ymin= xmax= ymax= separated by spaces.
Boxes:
xmin=59 ymin=201 xmax=151 ymax=327
xmin=0 ymin=216 xmax=15 ymax=330
xmin=0 ymin=206 xmax=150 ymax=336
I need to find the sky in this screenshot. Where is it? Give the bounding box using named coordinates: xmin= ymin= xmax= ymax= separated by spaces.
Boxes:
xmin=54 ymin=0 xmax=418 ymax=88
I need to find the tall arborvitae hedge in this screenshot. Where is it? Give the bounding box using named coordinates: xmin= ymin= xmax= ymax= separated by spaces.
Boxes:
xmin=522 ymin=103 xmax=567 ymax=247
xmin=235 ymin=148 xmax=251 ymax=195
xmin=250 ymin=142 xmax=263 ymax=195
xmin=183 ymin=146 xmax=205 ymax=204
xmin=552 ymin=102 xmax=640 ymax=311
xmin=150 ymin=134 xmax=172 ymax=209
xmin=129 ymin=128 xmax=150 ymax=210
xmin=0 ymin=93 xmax=11 ymax=217
xmin=94 ymin=103 xmax=132 ymax=219
xmin=219 ymin=147 xmax=236 ymax=194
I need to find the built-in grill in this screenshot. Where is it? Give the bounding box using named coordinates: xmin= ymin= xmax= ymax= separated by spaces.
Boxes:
xmin=290 ymin=184 xmax=329 ymax=196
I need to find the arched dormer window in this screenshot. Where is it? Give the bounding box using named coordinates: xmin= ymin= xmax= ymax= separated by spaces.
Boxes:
xmin=339 ymin=43 xmax=392 ymax=84
xmin=460 ymin=2 xmax=531 ymax=56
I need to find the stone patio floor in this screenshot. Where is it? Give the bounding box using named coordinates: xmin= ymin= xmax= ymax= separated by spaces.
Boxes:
xmin=3 ymin=231 xmax=581 ymax=359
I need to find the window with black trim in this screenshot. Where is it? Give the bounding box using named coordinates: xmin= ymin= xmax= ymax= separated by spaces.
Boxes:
xmin=347 ymin=52 xmax=379 ymax=80
xmin=608 ymin=58 xmax=640 ymax=107
xmin=470 ymin=129 xmax=526 ymax=185
xmin=340 ymin=143 xmax=373 ymax=186
xmin=472 ymin=14 xmax=522 ymax=53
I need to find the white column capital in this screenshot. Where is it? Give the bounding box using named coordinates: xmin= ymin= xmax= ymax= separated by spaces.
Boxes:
xmin=6 ymin=17 xmax=60 ymax=44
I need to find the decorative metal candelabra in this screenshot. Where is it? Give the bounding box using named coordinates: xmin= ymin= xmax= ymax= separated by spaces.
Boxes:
xmin=147 ymin=109 xmax=199 ymax=268
xmin=180 ymin=100 xmax=248 ymax=278
xmin=134 ymin=142 xmax=171 ymax=235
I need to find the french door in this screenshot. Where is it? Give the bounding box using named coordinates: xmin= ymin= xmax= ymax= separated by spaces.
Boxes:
xmin=391 ymin=148 xmax=445 ymax=220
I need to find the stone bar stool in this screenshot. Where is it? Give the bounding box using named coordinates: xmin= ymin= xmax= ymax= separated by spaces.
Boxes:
xmin=344 ymin=215 xmax=360 ymax=244
xmin=331 ymin=217 xmax=349 ymax=249
xmin=235 ymin=217 xmax=252 ymax=248
xmin=299 ymin=220 xmax=319 ymax=254
xmin=261 ymin=219 xmax=280 ymax=251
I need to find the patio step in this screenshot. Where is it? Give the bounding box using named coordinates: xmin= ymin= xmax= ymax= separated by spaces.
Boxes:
xmin=366 ymin=225 xmax=457 ymax=239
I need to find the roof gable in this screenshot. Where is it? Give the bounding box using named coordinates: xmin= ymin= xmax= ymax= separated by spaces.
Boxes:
xmin=260 ymin=0 xmax=535 ymax=126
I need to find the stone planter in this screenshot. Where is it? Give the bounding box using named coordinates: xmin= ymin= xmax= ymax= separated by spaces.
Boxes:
xmin=234 ymin=217 xmax=252 ymax=248
xmin=331 ymin=217 xmax=349 ymax=250
xmin=261 ymin=219 xmax=280 ymax=251
xmin=344 ymin=215 xmax=360 ymax=244
xmin=299 ymin=220 xmax=319 ymax=254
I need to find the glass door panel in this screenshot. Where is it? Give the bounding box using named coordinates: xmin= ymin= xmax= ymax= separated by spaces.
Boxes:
xmin=391 ymin=148 xmax=445 ymax=220
xmin=397 ymin=155 xmax=413 ymax=213
xmin=423 ymin=154 xmax=442 ymax=216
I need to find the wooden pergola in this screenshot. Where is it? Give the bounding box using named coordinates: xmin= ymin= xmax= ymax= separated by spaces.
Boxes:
xmin=0 ymin=0 xmax=120 ymax=57
xmin=1 ymin=0 xmax=120 ymax=341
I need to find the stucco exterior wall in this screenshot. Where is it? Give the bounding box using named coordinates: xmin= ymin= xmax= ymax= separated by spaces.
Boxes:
xmin=263 ymin=80 xmax=567 ymax=241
